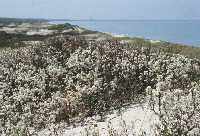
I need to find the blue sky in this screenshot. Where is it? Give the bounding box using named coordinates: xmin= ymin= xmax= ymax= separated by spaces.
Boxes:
xmin=0 ymin=0 xmax=200 ymax=20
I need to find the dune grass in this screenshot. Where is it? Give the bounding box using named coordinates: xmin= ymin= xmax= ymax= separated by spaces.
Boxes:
xmin=113 ymin=36 xmax=200 ymax=59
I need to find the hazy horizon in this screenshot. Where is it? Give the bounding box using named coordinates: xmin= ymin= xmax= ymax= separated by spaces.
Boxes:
xmin=1 ymin=17 xmax=200 ymax=21
xmin=0 ymin=0 xmax=200 ymax=20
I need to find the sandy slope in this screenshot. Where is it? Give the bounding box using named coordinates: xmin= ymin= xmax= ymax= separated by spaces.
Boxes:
xmin=64 ymin=103 xmax=159 ymax=136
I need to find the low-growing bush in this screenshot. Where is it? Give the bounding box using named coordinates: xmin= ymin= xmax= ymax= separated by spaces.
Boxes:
xmin=48 ymin=23 xmax=76 ymax=31
xmin=0 ymin=35 xmax=199 ymax=135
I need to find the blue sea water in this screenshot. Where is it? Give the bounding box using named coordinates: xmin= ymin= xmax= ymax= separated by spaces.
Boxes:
xmin=50 ymin=20 xmax=200 ymax=47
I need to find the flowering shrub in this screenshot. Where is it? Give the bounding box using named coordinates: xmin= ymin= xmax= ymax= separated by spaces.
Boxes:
xmin=0 ymin=35 xmax=200 ymax=135
xmin=146 ymin=55 xmax=200 ymax=135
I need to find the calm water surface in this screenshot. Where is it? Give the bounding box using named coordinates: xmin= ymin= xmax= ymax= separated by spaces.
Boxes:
xmin=50 ymin=20 xmax=200 ymax=47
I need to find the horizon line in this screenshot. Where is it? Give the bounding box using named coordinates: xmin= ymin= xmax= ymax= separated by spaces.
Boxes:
xmin=0 ymin=17 xmax=200 ymax=21
xmin=49 ymin=18 xmax=200 ymax=21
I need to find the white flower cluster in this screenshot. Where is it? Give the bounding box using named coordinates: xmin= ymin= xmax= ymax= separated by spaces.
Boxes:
xmin=146 ymin=54 xmax=200 ymax=135
xmin=0 ymin=35 xmax=200 ymax=135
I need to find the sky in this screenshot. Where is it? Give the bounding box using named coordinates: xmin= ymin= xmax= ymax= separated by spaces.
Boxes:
xmin=0 ymin=0 xmax=200 ymax=20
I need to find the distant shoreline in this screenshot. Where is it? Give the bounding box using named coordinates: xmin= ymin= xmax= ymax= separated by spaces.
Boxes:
xmin=0 ymin=17 xmax=200 ymax=59
xmin=48 ymin=20 xmax=200 ymax=47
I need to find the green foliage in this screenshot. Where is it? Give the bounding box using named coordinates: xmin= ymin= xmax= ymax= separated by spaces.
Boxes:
xmin=147 ymin=41 xmax=200 ymax=59
xmin=119 ymin=37 xmax=200 ymax=60
xmin=48 ymin=23 xmax=76 ymax=31
xmin=0 ymin=31 xmax=47 ymax=48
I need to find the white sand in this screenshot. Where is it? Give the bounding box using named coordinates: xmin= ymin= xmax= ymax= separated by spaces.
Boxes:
xmin=150 ymin=40 xmax=161 ymax=43
xmin=26 ymin=29 xmax=55 ymax=36
xmin=64 ymin=103 xmax=159 ymax=136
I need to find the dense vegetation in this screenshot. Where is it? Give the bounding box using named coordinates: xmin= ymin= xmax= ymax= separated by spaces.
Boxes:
xmin=114 ymin=37 xmax=200 ymax=59
xmin=48 ymin=23 xmax=77 ymax=31
xmin=0 ymin=17 xmax=47 ymax=25
xmin=0 ymin=31 xmax=48 ymax=48
xmin=0 ymin=35 xmax=200 ymax=135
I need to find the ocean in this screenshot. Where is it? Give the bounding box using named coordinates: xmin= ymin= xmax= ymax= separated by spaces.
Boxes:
xmin=49 ymin=20 xmax=200 ymax=47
